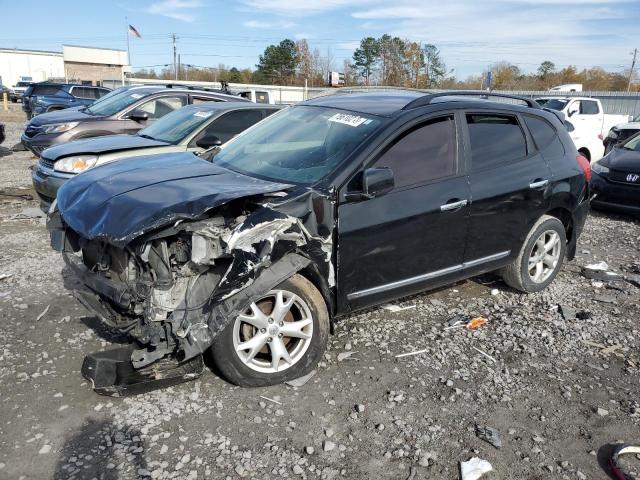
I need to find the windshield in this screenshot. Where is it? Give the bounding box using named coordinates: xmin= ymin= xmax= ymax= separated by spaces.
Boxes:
xmin=87 ymin=88 xmax=149 ymax=116
xmin=543 ymin=99 xmax=569 ymax=111
xmin=138 ymin=107 xmax=214 ymax=144
xmin=622 ymin=133 xmax=640 ymax=151
xmin=211 ymin=106 xmax=382 ymax=185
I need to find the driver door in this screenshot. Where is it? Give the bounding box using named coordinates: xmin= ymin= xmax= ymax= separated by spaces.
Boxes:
xmin=337 ymin=113 xmax=470 ymax=311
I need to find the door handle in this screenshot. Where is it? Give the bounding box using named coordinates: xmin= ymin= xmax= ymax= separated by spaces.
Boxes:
xmin=440 ymin=199 xmax=468 ymax=212
xmin=529 ymin=179 xmax=549 ymax=189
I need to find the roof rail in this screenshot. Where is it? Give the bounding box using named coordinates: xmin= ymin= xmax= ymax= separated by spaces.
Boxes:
xmin=403 ymin=91 xmax=541 ymax=110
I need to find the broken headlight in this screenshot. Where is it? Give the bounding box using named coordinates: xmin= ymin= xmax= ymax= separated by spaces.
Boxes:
xmin=591 ymin=161 xmax=609 ymax=175
xmin=54 ymin=155 xmax=98 ymax=174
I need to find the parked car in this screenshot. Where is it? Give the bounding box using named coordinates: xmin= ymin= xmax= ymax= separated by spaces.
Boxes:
xmin=591 ymin=132 xmax=640 ymax=215
xmin=32 ymin=102 xmax=282 ymax=210
xmin=539 ymin=97 xmax=631 ymax=162
xmin=603 ymin=115 xmax=640 ymax=154
xmin=48 ymin=91 xmax=590 ymax=390
xmin=22 ymin=83 xmax=111 ymax=119
xmin=9 ymin=80 xmax=33 ymax=102
xmin=0 ymin=123 xmax=5 ymax=145
xmin=22 ymin=84 xmax=247 ymax=156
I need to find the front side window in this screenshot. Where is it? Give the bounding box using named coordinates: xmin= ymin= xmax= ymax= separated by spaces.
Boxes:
xmin=467 ymin=114 xmax=527 ymax=170
xmin=132 ymin=96 xmax=187 ymax=120
xmin=87 ymin=88 xmax=155 ymax=116
xmin=373 ymin=116 xmax=457 ymax=189
xmin=199 ymin=110 xmax=264 ymax=144
xmin=211 ymin=106 xmax=383 ymax=185
xmin=543 ymin=99 xmax=569 ymax=111
xmin=580 ymin=100 xmax=599 ymax=115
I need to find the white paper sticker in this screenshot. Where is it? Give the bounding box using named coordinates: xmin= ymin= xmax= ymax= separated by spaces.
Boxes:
xmin=194 ymin=111 xmax=213 ymax=118
xmin=328 ymin=113 xmax=367 ymax=127
xmin=130 ymin=93 xmax=144 ymax=99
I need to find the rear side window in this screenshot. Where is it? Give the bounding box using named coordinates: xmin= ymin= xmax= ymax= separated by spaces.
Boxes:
xmin=467 ymin=114 xmax=527 ymax=170
xmin=200 ymin=109 xmax=264 ymax=143
xmin=580 ymin=100 xmax=599 ymax=115
xmin=95 ymin=88 xmax=110 ymax=98
xmin=373 ymin=116 xmax=457 ymax=189
xmin=71 ymin=87 xmax=94 ymax=99
xmin=524 ymin=115 xmax=565 ymax=158
xmin=32 ymin=85 xmax=61 ymax=96
xmin=192 ymin=96 xmax=221 ymax=104
xmin=255 ymin=91 xmax=269 ymax=104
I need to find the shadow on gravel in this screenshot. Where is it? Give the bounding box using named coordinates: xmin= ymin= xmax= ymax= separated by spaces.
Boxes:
xmin=54 ymin=419 xmax=147 ymax=479
xmin=597 ymin=443 xmax=621 ymax=479
xmin=0 ymin=146 xmax=12 ymax=158
xmin=80 ymin=316 xmax=132 ymax=344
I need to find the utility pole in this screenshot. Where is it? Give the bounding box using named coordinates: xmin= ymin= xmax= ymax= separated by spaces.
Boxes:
xmin=172 ymin=33 xmax=178 ymax=80
xmin=178 ymin=54 xmax=181 ymax=80
xmin=628 ymin=48 xmax=637 ymax=92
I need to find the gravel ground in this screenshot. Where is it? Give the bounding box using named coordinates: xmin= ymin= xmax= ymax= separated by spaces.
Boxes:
xmin=0 ymin=118 xmax=639 ymax=480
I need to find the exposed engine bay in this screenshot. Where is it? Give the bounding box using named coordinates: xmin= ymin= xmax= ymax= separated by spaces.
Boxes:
xmin=49 ymin=191 xmax=335 ymax=390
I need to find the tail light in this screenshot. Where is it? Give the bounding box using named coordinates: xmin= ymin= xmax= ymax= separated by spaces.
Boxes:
xmin=597 ymin=133 xmax=603 ymax=140
xmin=576 ymin=154 xmax=591 ymax=182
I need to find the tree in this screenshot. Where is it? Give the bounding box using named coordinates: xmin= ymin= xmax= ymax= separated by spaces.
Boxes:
xmin=352 ymin=37 xmax=380 ymax=85
xmin=296 ymin=39 xmax=314 ymax=85
xmin=227 ymin=67 xmax=242 ymax=83
xmin=404 ymin=41 xmax=423 ymax=88
xmin=256 ymin=39 xmax=299 ymax=85
xmin=422 ymin=44 xmax=447 ymax=88
xmin=537 ymin=60 xmax=555 ymax=78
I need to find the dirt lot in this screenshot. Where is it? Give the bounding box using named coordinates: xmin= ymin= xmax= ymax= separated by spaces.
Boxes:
xmin=1 ymin=110 xmax=639 ymax=480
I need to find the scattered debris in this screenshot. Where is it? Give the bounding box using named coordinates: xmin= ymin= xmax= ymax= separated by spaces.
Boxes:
xmin=609 ymin=443 xmax=640 ymax=480
xmin=406 ymin=466 xmax=417 ymax=480
xmin=8 ymin=208 xmax=46 ymax=220
xmin=35 ymin=305 xmax=50 ymax=322
xmin=582 ymin=262 xmax=624 ymax=282
xmin=395 ymin=348 xmax=429 ymax=359
xmin=471 ymin=346 xmax=497 ymax=363
xmin=466 ymin=317 xmax=489 ymax=330
xmin=596 ymin=407 xmax=609 ymax=417
xmin=337 ymin=351 xmax=357 ymax=362
xmin=381 ymin=304 xmax=416 ymax=312
xmin=475 ymin=425 xmax=502 ymax=449
xmin=594 ymin=295 xmax=617 ymax=304
xmin=0 ymin=274 xmax=12 ymax=282
xmin=490 ymin=289 xmax=499 ymax=296
xmin=582 ymin=340 xmax=607 ymax=349
xmin=285 ymin=370 xmax=316 ymax=388
xmin=576 ymin=310 xmax=593 ymax=320
xmin=558 ymin=304 xmax=577 ymax=320
xmin=600 ymin=344 xmax=622 ymax=355
xmin=258 ymin=395 xmax=282 ymax=406
xmin=460 ymin=457 xmax=493 ymax=480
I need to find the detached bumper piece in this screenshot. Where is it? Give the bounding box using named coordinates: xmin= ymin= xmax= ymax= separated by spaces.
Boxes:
xmin=81 ymin=346 xmax=204 ymax=396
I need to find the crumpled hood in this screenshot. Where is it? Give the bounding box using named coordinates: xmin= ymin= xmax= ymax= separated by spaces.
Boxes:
xmin=28 ymin=108 xmax=99 ymax=127
xmin=57 ymin=152 xmax=293 ymax=246
xmin=602 ymin=147 xmax=640 ymax=173
xmin=42 ymin=134 xmax=169 ymax=161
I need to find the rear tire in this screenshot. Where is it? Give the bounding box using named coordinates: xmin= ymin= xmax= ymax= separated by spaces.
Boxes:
xmin=209 ymin=274 xmax=329 ymax=387
xmin=500 ymin=215 xmax=566 ymax=293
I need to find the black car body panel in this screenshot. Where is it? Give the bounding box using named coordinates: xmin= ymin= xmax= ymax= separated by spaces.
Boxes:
xmin=48 ymin=91 xmax=590 ymax=380
xmin=591 ymin=147 xmax=640 ymax=214
xmin=43 ymin=134 xmax=168 ymax=161
xmin=0 ymin=123 xmax=5 ymax=145
xmin=56 ymin=152 xmax=294 ymax=246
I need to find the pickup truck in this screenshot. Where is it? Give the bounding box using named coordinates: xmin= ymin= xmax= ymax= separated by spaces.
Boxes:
xmin=537 ymin=97 xmax=630 ymax=162
xmin=235 ymin=89 xmax=275 ymax=104
xmin=10 ymin=81 xmax=33 ymax=102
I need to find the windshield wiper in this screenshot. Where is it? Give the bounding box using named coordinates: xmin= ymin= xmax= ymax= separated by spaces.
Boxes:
xmin=138 ymin=134 xmax=156 ymax=141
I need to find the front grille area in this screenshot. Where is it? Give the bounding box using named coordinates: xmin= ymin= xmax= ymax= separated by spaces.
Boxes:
xmin=39 ymin=157 xmax=55 ymax=169
xmin=24 ymin=126 xmax=40 ymax=138
xmin=609 ymin=169 xmax=640 ymax=186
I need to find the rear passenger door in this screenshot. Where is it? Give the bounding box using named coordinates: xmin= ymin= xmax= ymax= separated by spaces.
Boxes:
xmin=463 ymin=112 xmax=552 ymax=268
xmin=337 ymin=113 xmax=470 ymax=310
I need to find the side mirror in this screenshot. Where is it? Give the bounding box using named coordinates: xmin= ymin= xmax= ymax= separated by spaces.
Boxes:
xmin=346 ymin=167 xmax=394 ymax=201
xmin=196 ymin=134 xmax=223 ymax=149
xmin=128 ymin=111 xmax=149 ymax=122
xmin=568 ymin=108 xmax=578 ymax=117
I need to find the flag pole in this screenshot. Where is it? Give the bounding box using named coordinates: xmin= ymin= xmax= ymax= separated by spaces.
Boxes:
xmin=126 ymin=17 xmax=131 ymax=67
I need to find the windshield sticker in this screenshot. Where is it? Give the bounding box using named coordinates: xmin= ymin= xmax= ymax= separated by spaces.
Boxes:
xmin=328 ymin=113 xmax=368 ymax=127
xmin=194 ymin=111 xmax=213 ymax=118
xmin=130 ymin=93 xmax=144 ymax=99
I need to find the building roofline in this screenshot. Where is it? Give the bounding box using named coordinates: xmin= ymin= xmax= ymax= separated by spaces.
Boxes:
xmin=62 ymin=44 xmax=127 ymax=53
xmin=0 ymin=47 xmax=62 ymax=56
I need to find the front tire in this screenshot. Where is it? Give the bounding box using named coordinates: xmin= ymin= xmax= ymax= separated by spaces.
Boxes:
xmin=500 ymin=215 xmax=567 ymax=293
xmin=209 ymin=274 xmax=329 ymax=387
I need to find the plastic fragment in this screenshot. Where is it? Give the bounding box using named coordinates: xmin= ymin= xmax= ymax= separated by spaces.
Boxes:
xmin=466 ymin=317 xmax=488 ymax=330
xmin=460 ymin=457 xmax=493 ymax=480
xmin=475 ymin=425 xmax=502 ymax=449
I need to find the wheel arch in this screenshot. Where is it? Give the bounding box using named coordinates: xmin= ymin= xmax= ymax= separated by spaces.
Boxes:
xmin=578 ymin=147 xmax=591 ymax=161
xmin=545 ymin=205 xmax=576 ymax=260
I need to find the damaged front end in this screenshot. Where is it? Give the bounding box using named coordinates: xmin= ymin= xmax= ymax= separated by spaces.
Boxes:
xmin=48 ymin=172 xmax=335 ymax=394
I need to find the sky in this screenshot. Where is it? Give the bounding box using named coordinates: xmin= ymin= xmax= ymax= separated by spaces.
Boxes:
xmin=0 ymin=0 xmax=639 ymax=79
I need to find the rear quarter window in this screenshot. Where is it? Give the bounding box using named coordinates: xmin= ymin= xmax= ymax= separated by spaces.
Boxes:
xmin=32 ymin=85 xmax=62 ymax=96
xmin=524 ymin=115 xmax=565 ymax=159
xmin=466 ymin=114 xmax=528 ymax=170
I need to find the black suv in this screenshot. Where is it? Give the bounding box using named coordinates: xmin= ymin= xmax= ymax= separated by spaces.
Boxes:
xmin=48 ymin=91 xmax=590 ymax=392
xmin=22 ymin=83 xmax=111 ymax=119
xmin=22 ymin=84 xmax=246 ymax=156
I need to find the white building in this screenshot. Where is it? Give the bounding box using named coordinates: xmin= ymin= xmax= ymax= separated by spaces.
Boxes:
xmin=0 ymin=45 xmax=130 ymax=88
xmin=0 ymin=48 xmax=64 ymax=87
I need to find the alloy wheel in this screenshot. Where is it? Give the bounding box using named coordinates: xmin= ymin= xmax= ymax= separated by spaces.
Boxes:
xmin=527 ymin=230 xmax=561 ymax=283
xmin=232 ymin=290 xmax=314 ymax=373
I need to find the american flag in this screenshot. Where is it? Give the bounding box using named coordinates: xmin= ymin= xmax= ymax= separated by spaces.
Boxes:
xmin=128 ymin=25 xmax=141 ymax=38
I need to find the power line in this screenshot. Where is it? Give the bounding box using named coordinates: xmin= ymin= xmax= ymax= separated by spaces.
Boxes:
xmin=628 ymin=48 xmax=638 ymax=92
